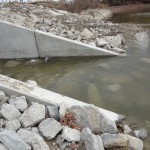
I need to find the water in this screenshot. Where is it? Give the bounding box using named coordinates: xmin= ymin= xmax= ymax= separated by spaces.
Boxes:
xmin=0 ymin=12 xmax=150 ymax=148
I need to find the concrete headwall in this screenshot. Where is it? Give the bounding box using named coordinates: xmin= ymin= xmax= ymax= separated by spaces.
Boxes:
xmin=0 ymin=21 xmax=119 ymax=59
xmin=0 ymin=21 xmax=39 ymax=59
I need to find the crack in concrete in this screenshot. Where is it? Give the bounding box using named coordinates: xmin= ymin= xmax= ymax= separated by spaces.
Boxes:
xmin=33 ymin=27 xmax=40 ymax=58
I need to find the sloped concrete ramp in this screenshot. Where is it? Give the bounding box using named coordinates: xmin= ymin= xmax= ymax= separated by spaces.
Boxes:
xmin=0 ymin=21 xmax=119 ymax=59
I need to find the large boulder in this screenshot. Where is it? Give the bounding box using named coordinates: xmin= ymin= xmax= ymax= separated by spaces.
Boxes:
xmin=68 ymin=105 xmax=118 ymax=134
xmin=101 ymin=133 xmax=143 ymax=150
xmin=17 ymin=129 xmax=50 ymax=150
xmin=62 ymin=126 xmax=80 ymax=142
xmin=0 ymin=129 xmax=31 ymax=150
xmin=38 ymin=118 xmax=62 ymax=140
xmin=80 ymin=128 xmax=104 ymax=150
xmin=0 ymin=103 xmax=21 ymax=121
xmin=19 ymin=103 xmax=45 ymax=127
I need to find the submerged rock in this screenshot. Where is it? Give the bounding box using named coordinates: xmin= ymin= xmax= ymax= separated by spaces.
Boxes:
xmin=68 ymin=105 xmax=118 ymax=134
xmin=0 ymin=129 xmax=31 ymax=150
xmin=80 ymin=128 xmax=104 ymax=150
xmin=4 ymin=60 xmax=20 ymax=68
xmin=19 ymin=103 xmax=45 ymax=127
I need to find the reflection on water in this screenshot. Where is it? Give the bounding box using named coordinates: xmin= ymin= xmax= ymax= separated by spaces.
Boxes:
xmin=0 ymin=12 xmax=150 ymax=149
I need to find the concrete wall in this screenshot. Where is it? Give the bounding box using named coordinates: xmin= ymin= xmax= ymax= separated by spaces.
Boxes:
xmin=0 ymin=21 xmax=39 ymax=59
xmin=0 ymin=74 xmax=124 ymax=122
xmin=0 ymin=21 xmax=119 ymax=59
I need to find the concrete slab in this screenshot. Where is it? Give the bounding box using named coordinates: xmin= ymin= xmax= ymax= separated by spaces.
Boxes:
xmin=35 ymin=30 xmax=119 ymax=57
xmin=0 ymin=21 xmax=39 ymax=59
xmin=0 ymin=74 xmax=125 ymax=122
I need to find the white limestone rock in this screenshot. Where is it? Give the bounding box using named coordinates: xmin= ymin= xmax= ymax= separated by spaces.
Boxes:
xmin=101 ymin=133 xmax=143 ymax=150
xmin=62 ymin=126 xmax=80 ymax=142
xmin=68 ymin=105 xmax=118 ymax=134
xmin=47 ymin=105 xmax=59 ymax=120
xmin=39 ymin=118 xmax=62 ymax=140
xmin=104 ymin=35 xmax=122 ymax=47
xmin=124 ymin=125 xmax=132 ymax=134
xmin=81 ymin=28 xmax=95 ymax=40
xmin=96 ymin=38 xmax=108 ymax=47
xmin=0 ymin=103 xmax=21 ymax=121
xmin=127 ymin=134 xmax=143 ymax=150
xmin=59 ymin=102 xmax=67 ymax=118
xmin=0 ymin=143 xmax=8 ymax=150
xmin=5 ymin=119 xmax=21 ymax=131
xmin=0 ymin=91 xmax=6 ymax=101
xmin=9 ymin=96 xmax=28 ymax=112
xmin=17 ymin=129 xmax=50 ymax=150
xmin=0 ymin=129 xmax=31 ymax=150
xmin=80 ymin=128 xmax=104 ymax=150
xmin=19 ymin=103 xmax=45 ymax=127
xmin=101 ymin=133 xmax=128 ymax=148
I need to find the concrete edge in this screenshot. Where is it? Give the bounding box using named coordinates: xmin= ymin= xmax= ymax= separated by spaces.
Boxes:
xmin=0 ymin=74 xmax=125 ymax=122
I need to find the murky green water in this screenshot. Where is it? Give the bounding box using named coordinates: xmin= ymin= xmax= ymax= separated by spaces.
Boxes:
xmin=0 ymin=12 xmax=150 ymax=148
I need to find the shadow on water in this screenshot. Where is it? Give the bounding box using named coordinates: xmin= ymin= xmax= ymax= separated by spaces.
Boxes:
xmin=0 ymin=11 xmax=150 ymax=149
